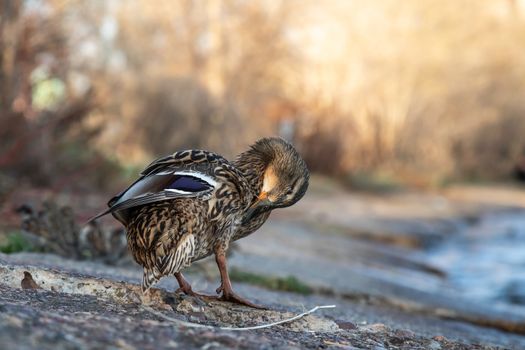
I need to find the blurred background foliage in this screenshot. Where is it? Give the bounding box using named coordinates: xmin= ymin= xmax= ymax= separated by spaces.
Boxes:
xmin=1 ymin=0 xmax=525 ymax=197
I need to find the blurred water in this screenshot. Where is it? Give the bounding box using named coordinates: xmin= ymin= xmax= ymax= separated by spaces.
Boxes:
xmin=428 ymin=210 xmax=525 ymax=310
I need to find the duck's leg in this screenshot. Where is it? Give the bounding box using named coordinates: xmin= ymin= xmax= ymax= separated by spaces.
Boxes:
xmin=174 ymin=272 xmax=196 ymax=296
xmin=174 ymin=272 xmax=214 ymax=298
xmin=214 ymin=249 xmax=265 ymax=309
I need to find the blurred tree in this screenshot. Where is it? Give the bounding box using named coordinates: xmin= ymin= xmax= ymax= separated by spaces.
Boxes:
xmin=3 ymin=0 xmax=525 ymax=192
xmin=0 ymin=0 xmax=114 ymax=194
xmin=291 ymin=0 xmax=525 ymax=182
xmin=88 ymin=0 xmax=297 ymax=160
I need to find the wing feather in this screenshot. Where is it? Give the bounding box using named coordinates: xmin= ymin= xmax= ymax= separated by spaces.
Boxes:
xmin=88 ymin=150 xmax=225 ymax=224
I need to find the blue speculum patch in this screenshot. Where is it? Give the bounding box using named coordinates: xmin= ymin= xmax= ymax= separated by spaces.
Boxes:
xmin=167 ymin=175 xmax=210 ymax=192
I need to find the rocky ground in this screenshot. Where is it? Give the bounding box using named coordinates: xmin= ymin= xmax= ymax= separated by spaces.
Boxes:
xmin=1 ymin=180 xmax=525 ymax=349
xmin=0 ymin=253 xmax=513 ymax=350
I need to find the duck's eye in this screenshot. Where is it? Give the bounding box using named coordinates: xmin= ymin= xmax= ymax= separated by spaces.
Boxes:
xmin=286 ymin=188 xmax=294 ymax=196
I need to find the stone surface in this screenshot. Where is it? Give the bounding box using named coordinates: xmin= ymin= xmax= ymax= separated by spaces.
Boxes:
xmin=4 ymin=182 xmax=525 ymax=349
xmin=229 ymin=218 xmax=525 ymax=335
xmin=0 ymin=253 xmax=522 ymax=349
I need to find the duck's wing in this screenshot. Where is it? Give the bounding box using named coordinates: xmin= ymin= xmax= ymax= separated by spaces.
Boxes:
xmin=88 ymin=150 xmax=226 ymax=224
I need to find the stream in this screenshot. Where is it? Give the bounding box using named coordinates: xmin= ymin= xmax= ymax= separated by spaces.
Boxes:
xmin=428 ymin=209 xmax=525 ymax=311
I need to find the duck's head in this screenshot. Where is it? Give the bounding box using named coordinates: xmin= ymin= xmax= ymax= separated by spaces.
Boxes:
xmin=248 ymin=137 xmax=309 ymax=210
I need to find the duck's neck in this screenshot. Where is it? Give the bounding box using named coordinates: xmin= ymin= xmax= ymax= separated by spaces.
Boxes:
xmin=234 ymin=148 xmax=272 ymax=193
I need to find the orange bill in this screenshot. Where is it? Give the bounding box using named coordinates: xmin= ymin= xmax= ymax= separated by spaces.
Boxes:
xmin=250 ymin=191 xmax=268 ymax=209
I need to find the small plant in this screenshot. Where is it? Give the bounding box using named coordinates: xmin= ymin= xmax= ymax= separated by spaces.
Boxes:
xmin=0 ymin=232 xmax=33 ymax=254
xmin=230 ymin=268 xmax=312 ymax=295
xmin=345 ymin=171 xmax=403 ymax=193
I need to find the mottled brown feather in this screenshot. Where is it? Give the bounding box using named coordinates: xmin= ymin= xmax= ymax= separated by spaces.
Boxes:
xmin=106 ymin=139 xmax=308 ymax=291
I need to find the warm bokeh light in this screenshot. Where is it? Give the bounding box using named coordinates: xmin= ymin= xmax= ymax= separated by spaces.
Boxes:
xmin=2 ymin=0 xmax=525 ymax=188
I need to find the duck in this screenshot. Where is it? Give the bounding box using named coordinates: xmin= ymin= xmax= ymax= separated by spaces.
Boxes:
xmin=90 ymin=137 xmax=309 ymax=308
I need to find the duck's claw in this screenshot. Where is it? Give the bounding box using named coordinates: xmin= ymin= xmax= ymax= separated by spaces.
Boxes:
xmin=218 ymin=290 xmax=266 ymax=309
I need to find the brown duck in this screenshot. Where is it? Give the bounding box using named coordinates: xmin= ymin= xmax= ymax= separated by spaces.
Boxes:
xmin=91 ymin=137 xmax=309 ymax=307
